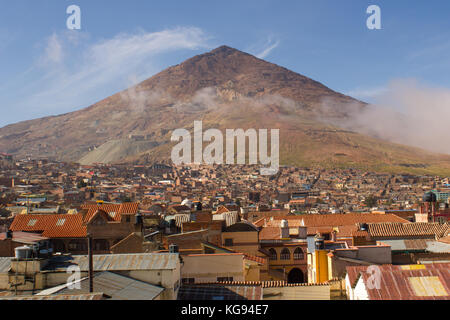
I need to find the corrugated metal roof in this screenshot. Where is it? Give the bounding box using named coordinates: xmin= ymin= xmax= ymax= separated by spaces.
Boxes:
xmin=0 ymin=231 xmax=48 ymax=243
xmin=426 ymin=241 xmax=450 ymax=253
xmin=379 ymin=239 xmax=450 ymax=253
xmin=0 ymin=257 xmax=11 ymax=273
xmin=0 ymin=293 xmax=104 ymax=300
xmin=71 ymin=253 xmax=179 ymax=271
xmin=54 ymin=271 xmax=164 ymax=300
xmin=350 ymin=263 xmax=450 ymax=300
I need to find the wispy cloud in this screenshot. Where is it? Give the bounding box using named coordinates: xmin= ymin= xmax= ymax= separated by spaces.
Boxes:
xmin=41 ymin=33 xmax=64 ymax=65
xmin=5 ymin=26 xmax=212 ymax=124
xmin=252 ymin=36 xmax=280 ymax=59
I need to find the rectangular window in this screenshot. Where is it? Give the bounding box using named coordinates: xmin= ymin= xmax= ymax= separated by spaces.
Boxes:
xmin=224 ymin=238 xmax=233 ymax=246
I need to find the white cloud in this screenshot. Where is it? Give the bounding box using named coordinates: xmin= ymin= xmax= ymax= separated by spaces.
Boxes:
xmin=42 ymin=33 xmax=64 ymax=64
xmin=15 ymin=26 xmax=212 ymax=118
xmin=328 ymin=79 xmax=450 ymax=155
xmin=254 ymin=36 xmax=280 ymax=59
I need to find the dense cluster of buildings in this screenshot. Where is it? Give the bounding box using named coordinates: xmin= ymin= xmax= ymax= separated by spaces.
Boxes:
xmin=0 ymin=158 xmax=449 ymax=300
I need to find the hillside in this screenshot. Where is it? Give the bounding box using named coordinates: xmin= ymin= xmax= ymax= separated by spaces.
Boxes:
xmin=1 ymin=45 xmax=450 ymax=175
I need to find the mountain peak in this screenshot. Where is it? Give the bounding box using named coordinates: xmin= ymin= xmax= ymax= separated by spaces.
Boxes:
xmin=210 ymin=45 xmax=239 ymax=53
xmin=207 ymin=45 xmax=249 ymax=56
xmin=195 ymin=45 xmax=252 ymax=62
xmin=0 ymin=46 xmax=383 ymax=171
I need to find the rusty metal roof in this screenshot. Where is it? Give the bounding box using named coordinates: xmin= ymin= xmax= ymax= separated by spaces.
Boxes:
xmin=0 ymin=231 xmax=48 ymax=243
xmin=71 ymin=253 xmax=179 ymax=271
xmin=349 ymin=263 xmax=450 ymax=300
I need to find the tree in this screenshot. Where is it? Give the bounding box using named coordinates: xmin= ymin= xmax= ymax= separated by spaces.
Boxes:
xmin=364 ymin=195 xmax=378 ymax=208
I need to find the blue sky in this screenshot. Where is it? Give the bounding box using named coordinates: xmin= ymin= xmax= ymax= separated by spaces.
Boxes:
xmin=1 ymin=0 xmax=450 ymax=127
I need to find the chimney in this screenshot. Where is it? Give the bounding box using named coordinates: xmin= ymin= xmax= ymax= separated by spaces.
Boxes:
xmin=280 ymin=219 xmax=289 ymax=239
xmin=298 ymin=226 xmax=307 ymax=239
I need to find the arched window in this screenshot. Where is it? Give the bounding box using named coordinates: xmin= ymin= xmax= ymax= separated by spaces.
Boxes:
xmin=280 ymin=248 xmax=290 ymax=260
xmin=269 ymin=248 xmax=277 ymax=261
xmin=293 ymin=247 xmax=304 ymax=260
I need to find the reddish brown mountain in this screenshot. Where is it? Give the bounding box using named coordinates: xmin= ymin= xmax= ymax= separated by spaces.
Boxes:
xmin=1 ymin=45 xmax=450 ymax=175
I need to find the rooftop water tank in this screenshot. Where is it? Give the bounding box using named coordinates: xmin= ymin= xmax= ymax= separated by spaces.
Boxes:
xmin=15 ymin=246 xmax=33 ymax=260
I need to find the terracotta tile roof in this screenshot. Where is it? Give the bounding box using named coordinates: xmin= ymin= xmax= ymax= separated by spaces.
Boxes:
xmin=258 ymin=226 xmax=281 ymax=240
xmin=307 ymin=226 xmax=336 ymax=236
xmin=214 ymin=206 xmax=230 ymax=215
xmin=352 ymin=230 xmax=370 ymax=238
xmin=10 ymin=214 xmax=87 ymax=238
xmin=367 ymin=222 xmax=450 ymax=239
xmin=243 ymin=253 xmax=267 ymax=265
xmin=268 ymin=213 xmax=409 ymax=227
xmin=253 ymin=218 xmax=266 ymax=227
xmin=81 ymin=203 xmax=138 ymax=222
xmin=262 ymin=213 xmax=408 ymax=239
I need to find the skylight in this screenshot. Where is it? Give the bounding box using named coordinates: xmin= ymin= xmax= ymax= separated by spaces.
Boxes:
xmin=56 ymin=218 xmax=66 ymax=226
